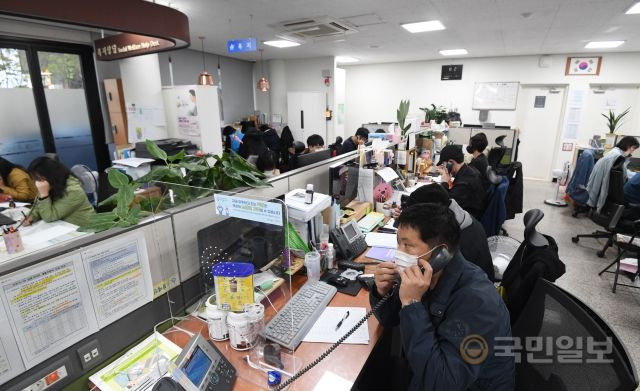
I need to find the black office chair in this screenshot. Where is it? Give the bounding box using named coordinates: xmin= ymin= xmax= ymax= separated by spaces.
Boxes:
xmin=512 ymin=279 xmax=638 ymax=391
xmin=598 ymin=219 xmax=640 ymax=293
xmin=488 ymin=146 xmax=507 ymax=169
xmin=572 ymin=158 xmax=629 ymax=257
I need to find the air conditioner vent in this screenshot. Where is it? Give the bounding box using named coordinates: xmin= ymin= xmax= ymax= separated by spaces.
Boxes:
xmin=273 ymin=16 xmax=358 ymax=42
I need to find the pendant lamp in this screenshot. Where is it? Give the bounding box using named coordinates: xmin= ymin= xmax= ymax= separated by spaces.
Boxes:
xmin=256 ymin=48 xmax=270 ymax=92
xmin=197 ymin=36 xmax=214 ymax=86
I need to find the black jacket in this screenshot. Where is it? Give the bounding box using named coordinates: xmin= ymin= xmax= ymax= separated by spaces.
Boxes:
xmin=461 ymin=217 xmax=495 ymax=281
xmin=340 ymin=136 xmax=358 ymax=154
xmin=263 ymin=129 xmax=281 ymax=153
xmin=470 ymin=154 xmax=491 ymax=193
xmin=505 ymin=162 xmax=523 ymax=219
xmin=442 ymin=164 xmax=485 ymax=220
xmin=370 ymin=252 xmax=515 ymax=391
xmin=501 ymin=235 xmax=565 ymax=323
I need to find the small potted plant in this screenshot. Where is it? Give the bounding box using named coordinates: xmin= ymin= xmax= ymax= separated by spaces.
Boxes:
xmin=602 ymin=107 xmax=630 ymax=147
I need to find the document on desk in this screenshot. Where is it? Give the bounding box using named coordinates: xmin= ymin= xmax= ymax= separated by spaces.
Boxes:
xmin=89 ymin=332 xmax=181 ymax=391
xmin=0 ymin=202 xmax=29 ymax=208
xmin=81 ymin=232 xmax=153 ymax=328
xmin=313 ymin=371 xmax=354 ymax=391
xmin=21 ymin=221 xmax=79 ymax=246
xmin=303 ymin=307 xmax=369 ymax=344
xmin=0 ymin=253 xmax=98 ymax=369
xmin=365 ymin=232 xmax=398 ymax=249
xmin=0 ymin=302 xmax=24 ymax=385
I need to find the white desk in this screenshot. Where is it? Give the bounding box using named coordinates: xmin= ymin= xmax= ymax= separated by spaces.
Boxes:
xmin=0 ymin=218 xmax=89 ymax=264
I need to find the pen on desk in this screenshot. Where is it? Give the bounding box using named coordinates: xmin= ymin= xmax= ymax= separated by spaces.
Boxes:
xmin=335 ymin=310 xmax=350 ymax=331
xmin=21 ymin=211 xmax=27 ymax=219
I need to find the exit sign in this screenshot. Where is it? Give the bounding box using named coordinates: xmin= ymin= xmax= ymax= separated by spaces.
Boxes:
xmin=227 ymin=38 xmax=257 ymax=53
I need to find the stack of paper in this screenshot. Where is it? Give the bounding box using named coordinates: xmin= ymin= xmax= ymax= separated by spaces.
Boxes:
xmin=303 ymin=307 xmax=369 ymax=344
xmin=357 ymin=212 xmax=385 ymax=232
xmin=285 ymin=189 xmax=332 ymax=222
xmin=365 ymin=232 xmax=397 ymax=249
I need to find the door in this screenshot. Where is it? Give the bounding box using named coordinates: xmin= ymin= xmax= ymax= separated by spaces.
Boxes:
xmin=515 ymin=86 xmax=566 ymax=181
xmin=287 ymin=91 xmax=325 ymax=144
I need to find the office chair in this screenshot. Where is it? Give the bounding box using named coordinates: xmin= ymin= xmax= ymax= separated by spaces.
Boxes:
xmin=571 ymin=160 xmax=629 ymax=257
xmin=512 ymin=279 xmax=638 ymax=391
xmin=598 ymin=219 xmax=640 ymax=293
xmin=71 ymin=164 xmax=99 ymax=207
xmin=480 ymin=174 xmax=508 ymax=236
xmin=488 ymin=145 xmax=507 ymax=169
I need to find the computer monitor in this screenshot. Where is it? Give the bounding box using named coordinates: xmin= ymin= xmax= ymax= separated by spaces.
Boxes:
xmin=197 ymin=215 xmax=285 ymax=291
xmin=290 ymin=148 xmax=332 ymax=169
xmin=329 ymin=161 xmax=360 ymax=208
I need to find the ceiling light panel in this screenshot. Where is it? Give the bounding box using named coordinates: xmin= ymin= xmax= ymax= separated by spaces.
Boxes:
xmin=584 ymin=41 xmax=625 ymax=49
xmin=439 ymin=49 xmax=468 ymax=56
xmin=401 ymin=20 xmax=446 ymax=33
xmin=263 ymin=40 xmax=301 ymax=48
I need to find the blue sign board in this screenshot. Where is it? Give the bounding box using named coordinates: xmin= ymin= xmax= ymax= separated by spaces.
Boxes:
xmin=227 ymin=38 xmax=257 ymax=53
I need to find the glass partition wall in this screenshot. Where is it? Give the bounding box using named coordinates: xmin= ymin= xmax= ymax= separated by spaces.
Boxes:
xmin=0 ymin=38 xmax=108 ymax=171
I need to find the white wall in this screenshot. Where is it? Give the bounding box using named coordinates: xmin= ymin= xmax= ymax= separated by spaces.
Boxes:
xmin=345 ymin=53 xmax=640 ymax=177
xmin=254 ymin=57 xmax=336 ymax=142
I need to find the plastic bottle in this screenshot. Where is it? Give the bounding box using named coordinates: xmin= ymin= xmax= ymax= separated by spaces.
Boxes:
xmin=305 ymin=184 xmax=314 ymax=204
xmin=326 ymin=243 xmax=336 ymax=270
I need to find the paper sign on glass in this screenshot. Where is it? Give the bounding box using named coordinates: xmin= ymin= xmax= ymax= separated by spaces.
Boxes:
xmin=214 ymin=194 xmax=284 ymax=226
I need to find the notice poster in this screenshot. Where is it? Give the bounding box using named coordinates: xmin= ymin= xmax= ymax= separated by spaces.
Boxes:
xmin=0 ymin=253 xmax=98 ymax=369
xmin=81 ymin=233 xmax=153 ymax=328
xmin=0 ymin=303 xmax=24 ymax=386
xmin=175 ymin=86 xmax=201 ymax=136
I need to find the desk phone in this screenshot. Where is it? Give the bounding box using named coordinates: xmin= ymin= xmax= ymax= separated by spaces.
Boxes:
xmin=173 ymin=334 xmax=236 ymax=391
xmin=330 ymin=219 xmax=368 ymax=260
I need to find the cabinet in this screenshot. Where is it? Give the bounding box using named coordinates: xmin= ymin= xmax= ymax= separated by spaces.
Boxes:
xmin=103 ymin=78 xmax=129 ymax=147
xmin=287 ymin=91 xmax=325 ymax=144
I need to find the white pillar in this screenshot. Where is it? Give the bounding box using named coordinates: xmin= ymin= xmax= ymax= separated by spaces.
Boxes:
xmin=269 ymin=59 xmax=287 ymax=123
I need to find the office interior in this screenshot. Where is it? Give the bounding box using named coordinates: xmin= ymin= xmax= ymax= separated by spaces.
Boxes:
xmin=1 ymin=0 xmax=640 ymax=390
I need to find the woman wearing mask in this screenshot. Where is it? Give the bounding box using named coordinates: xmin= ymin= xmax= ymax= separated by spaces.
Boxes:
xmin=24 ymin=157 xmax=95 ymax=226
xmin=0 ymin=157 xmax=37 ymax=202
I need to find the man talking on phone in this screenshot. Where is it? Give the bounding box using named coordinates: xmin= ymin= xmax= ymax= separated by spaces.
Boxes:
xmin=436 ymin=144 xmax=485 ymax=220
xmin=370 ymin=204 xmax=514 ymax=390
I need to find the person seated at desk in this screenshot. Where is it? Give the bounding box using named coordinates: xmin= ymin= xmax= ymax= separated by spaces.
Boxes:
xmin=238 ymin=128 xmax=269 ymax=165
xmin=0 ymin=157 xmax=37 ymax=202
xmin=256 ymin=150 xmax=280 ymax=178
xmin=467 ymin=133 xmax=491 ymax=192
xmin=436 ymin=144 xmax=485 ymax=220
xmin=371 ymin=204 xmax=514 ymax=391
xmin=403 ymin=184 xmax=494 ymax=281
xmin=305 ymin=134 xmax=325 ymax=154
xmin=587 ymin=135 xmax=639 ymax=212
xmin=339 ymin=127 xmax=369 ymax=154
xmin=23 ymin=157 xmax=95 ymax=227
xmin=260 ymin=124 xmax=281 ymax=153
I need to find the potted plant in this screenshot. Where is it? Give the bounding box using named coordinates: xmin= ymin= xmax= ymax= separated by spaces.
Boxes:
xmin=397 ymin=99 xmax=412 ymax=136
xmin=419 ymin=104 xmax=448 ymax=128
xmin=80 ymin=140 xmax=270 ymax=232
xmin=602 ymin=107 xmax=630 ymax=147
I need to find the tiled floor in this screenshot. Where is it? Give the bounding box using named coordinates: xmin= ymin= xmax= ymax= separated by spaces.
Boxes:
xmin=502 ymin=179 xmax=640 ymax=376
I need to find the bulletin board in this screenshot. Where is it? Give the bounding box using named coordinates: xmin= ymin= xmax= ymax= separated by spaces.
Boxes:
xmin=472 ymin=81 xmax=519 ymax=110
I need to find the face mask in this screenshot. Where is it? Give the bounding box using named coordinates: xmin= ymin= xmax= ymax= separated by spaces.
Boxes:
xmin=263 ymin=170 xmax=277 ymax=178
xmin=393 ymin=245 xmax=444 ymax=269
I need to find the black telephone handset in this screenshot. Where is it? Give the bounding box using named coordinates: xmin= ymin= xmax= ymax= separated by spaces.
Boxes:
xmin=329 ymin=220 xmax=368 ymax=261
xmin=271 ymin=246 xmax=454 ymax=391
xmin=446 ymin=161 xmax=454 ymax=174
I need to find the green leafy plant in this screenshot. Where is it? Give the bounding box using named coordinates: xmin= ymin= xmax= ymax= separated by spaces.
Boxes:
xmin=602 ymin=107 xmax=631 ymax=134
xmin=81 ymin=140 xmax=271 ymax=232
xmin=397 ymin=99 xmax=411 ymax=136
xmin=419 ymin=104 xmax=448 ymax=124
xmin=79 ymin=169 xmax=152 ymax=232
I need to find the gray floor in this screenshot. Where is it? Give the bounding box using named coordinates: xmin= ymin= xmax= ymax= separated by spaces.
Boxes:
xmin=502 ymin=179 xmax=640 ymax=377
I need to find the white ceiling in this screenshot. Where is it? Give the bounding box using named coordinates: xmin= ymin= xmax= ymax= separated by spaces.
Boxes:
xmin=175 ymin=0 xmax=640 ymax=64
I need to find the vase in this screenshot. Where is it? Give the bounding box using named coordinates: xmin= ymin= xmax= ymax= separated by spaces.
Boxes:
xmin=605 ymin=133 xmax=616 ymax=148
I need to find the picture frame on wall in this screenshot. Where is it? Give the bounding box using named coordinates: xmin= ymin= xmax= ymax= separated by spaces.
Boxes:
xmin=565 ymin=56 xmax=602 ymax=76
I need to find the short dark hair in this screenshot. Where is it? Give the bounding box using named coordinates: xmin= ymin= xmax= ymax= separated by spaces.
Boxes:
xmin=437 ymin=144 xmax=464 ymax=165
xmin=222 ymin=125 xmax=235 ymax=136
xmin=407 ymin=184 xmax=450 ymax=208
xmin=188 ymin=89 xmax=195 ymax=97
xmin=397 ymin=203 xmax=460 ymax=253
xmin=616 ymin=136 xmax=640 ymax=151
xmin=468 ymin=133 xmax=488 ymax=153
xmin=355 ymin=128 xmax=369 ymax=140
xmin=259 ymin=124 xmax=270 ymax=132
xmin=375 ymin=128 xmax=386 ymax=133
xmin=292 ymin=141 xmax=306 ymax=154
xmin=256 ymin=150 xmax=278 ymax=172
xmin=307 ymin=134 xmax=325 ymax=148
xmin=28 ymin=157 xmax=72 ymax=202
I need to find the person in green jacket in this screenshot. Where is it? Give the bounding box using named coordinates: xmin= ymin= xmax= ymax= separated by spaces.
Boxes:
xmin=24 ymin=157 xmax=95 ymax=227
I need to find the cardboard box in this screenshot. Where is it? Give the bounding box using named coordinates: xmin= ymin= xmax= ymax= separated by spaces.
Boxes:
xmin=340 ymin=200 xmax=372 ymax=225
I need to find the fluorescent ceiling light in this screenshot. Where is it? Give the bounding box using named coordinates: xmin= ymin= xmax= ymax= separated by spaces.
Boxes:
xmin=401 ymin=20 xmax=445 ymax=33
xmin=584 ymin=40 xmax=625 ymax=49
xmin=263 ymin=40 xmax=300 ymax=48
xmin=626 ymin=2 xmax=640 ymax=14
xmin=336 ymin=56 xmax=359 ymax=63
xmin=439 ymin=49 xmax=468 ymax=56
